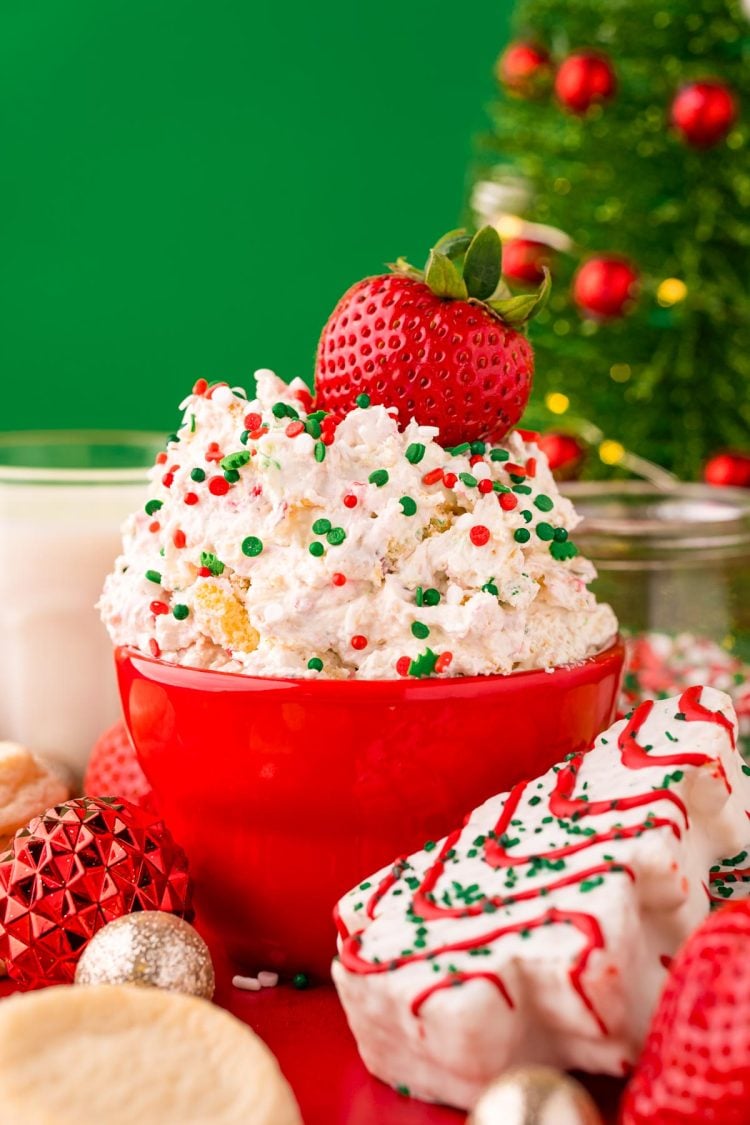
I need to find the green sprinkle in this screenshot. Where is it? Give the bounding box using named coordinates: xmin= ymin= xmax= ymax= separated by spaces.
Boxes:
xmin=327 ymin=527 xmax=346 ymax=545
xmin=396 ymin=1085 xmax=410 ymax=1098
xmin=307 ymin=657 xmax=324 ymax=672
xmin=399 ymin=496 xmax=417 ymax=516
xmin=355 ymin=392 xmax=371 ymax=408
xmin=550 ymin=539 xmax=579 ymax=561
xmin=241 ymin=536 xmax=264 ymax=557
xmin=470 ymin=441 xmax=486 ymax=455
xmin=409 ymin=648 xmax=439 ymax=678
xmin=553 ymin=527 xmax=569 ymax=542
xmin=145 ymin=569 xmax=162 ymax=584
xmin=221 ymin=451 xmax=250 ymax=472
xmin=459 ymin=472 xmax=477 ymax=488
xmin=166 ymin=433 xmax=180 ymax=445
xmin=240 ymin=430 xmax=249 ymax=444
xmin=411 ymin=622 xmax=430 ymax=640
xmin=314 ymin=441 xmax=326 ymax=462
xmin=534 ymin=494 xmax=554 ymax=512
xmin=415 ymin=586 xmax=424 ymax=607
xmin=482 ymin=579 xmax=499 ymax=596
xmin=292 ymin=972 xmax=309 ymax=990
xmin=305 ymin=418 xmax=321 ymax=438
xmin=424 ymin=841 xmax=436 ymax=852
xmin=580 ymin=876 xmax=605 ymax=893
xmin=536 ymin=522 xmax=555 ymax=541
xmin=490 ymin=449 xmax=509 ymax=462
xmin=272 ymin=402 xmax=298 ymax=420
xmin=521 ymin=509 xmax=533 ymax=523
xmin=172 ymin=604 xmax=190 ymax=620
xmin=513 ymin=484 xmax=533 ymax=495
xmin=309 ymin=541 xmax=325 ymax=557
xmin=369 ymin=469 xmax=389 ymax=487
xmin=145 ymin=499 xmax=163 ymax=516
xmin=529 ymin=795 xmax=542 ymax=806
xmin=423 ymin=587 xmax=440 ymax=606
xmin=405 ymin=443 xmax=425 ymax=464
xmin=200 ymin=551 xmax=225 ymax=575
xmin=514 ymin=528 xmax=531 ymax=544
xmin=190 ymin=468 xmax=206 ymax=482
xmin=312 ymin=518 xmax=332 ymax=535
xmin=190 ymin=413 xmax=196 ymax=433
xmin=223 ymin=469 xmax=240 ymax=483
xmin=449 ymin=442 xmax=471 ymax=456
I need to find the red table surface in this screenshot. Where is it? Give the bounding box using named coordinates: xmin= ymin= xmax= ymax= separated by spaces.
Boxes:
xmin=0 ymin=964 xmax=624 ymax=1123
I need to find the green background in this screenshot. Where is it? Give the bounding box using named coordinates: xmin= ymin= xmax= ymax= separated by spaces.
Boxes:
xmin=1 ymin=1 xmax=508 ymax=435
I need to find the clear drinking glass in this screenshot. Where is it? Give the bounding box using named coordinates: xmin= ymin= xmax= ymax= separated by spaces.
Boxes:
xmin=0 ymin=430 xmax=162 ymax=778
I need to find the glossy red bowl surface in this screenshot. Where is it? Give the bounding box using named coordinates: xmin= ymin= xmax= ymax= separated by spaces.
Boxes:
xmin=116 ymin=641 xmax=624 ymax=978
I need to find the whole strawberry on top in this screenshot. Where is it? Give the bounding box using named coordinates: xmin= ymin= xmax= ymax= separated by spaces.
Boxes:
xmin=314 ymin=227 xmax=549 ymax=448
xmin=620 ymin=901 xmax=750 ymax=1125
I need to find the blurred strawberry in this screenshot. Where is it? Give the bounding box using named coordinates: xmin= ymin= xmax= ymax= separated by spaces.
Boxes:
xmin=84 ymin=720 xmax=156 ymax=810
xmin=621 ymin=902 xmax=750 ymax=1124
xmin=314 ymin=227 xmax=549 ymax=448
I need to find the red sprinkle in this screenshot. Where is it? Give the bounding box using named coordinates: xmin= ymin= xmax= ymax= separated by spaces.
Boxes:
xmin=396 ymin=656 xmax=411 ymax=677
xmin=435 ymin=652 xmax=453 ymax=673
xmin=505 ymin=462 xmax=526 ymax=477
xmin=198 ymin=566 xmax=212 ymax=578
xmin=285 ymin=420 xmax=305 ymax=438
xmin=469 ymin=455 xmax=485 ymax=467
xmin=422 ymin=468 xmax=444 ymax=486
xmin=205 ymin=442 xmax=224 ymax=463
xmin=208 ymin=476 xmax=230 ymax=496
xmin=443 ymin=472 xmax=457 ymax=489
xmin=148 ymin=639 xmax=161 ymax=658
xmin=184 ymin=492 xmax=199 ymax=506
xmin=470 ymin=525 xmax=491 ymax=546
xmin=343 ymin=494 xmax=358 ymax=508
xmin=244 ymin=412 xmax=262 ymax=431
xmin=173 ymin=530 xmax=187 ymax=549
xmin=162 ymin=472 xmax=174 ymax=488
xmin=321 ymin=431 xmax=336 ymax=446
xmin=499 ymin=492 xmax=518 ymax=511
xmin=525 ymin=457 xmax=537 ymax=478
xmin=332 ymin=572 xmax=347 ymax=586
xmin=206 ymin=382 xmax=228 ymax=400
xmin=155 ymin=452 xmax=168 ymax=465
xmin=478 ymin=479 xmax=494 ymax=495
xmin=249 ymin=426 xmax=267 ymax=440
xmin=351 ymin=635 xmax=368 ymax=651
xmin=148 ymin=521 xmax=161 ymax=533
xmin=150 ymin=600 xmax=169 ymax=616
xmin=516 ymin=428 xmax=540 ymax=443
xmin=193 ymin=378 xmax=208 ymax=395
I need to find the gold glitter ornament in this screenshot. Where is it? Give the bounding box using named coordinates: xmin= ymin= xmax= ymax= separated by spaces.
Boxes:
xmin=468 ymin=1067 xmax=603 ymax=1125
xmin=74 ymin=911 xmax=215 ymax=1000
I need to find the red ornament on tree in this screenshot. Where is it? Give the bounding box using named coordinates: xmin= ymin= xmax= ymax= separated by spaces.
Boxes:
xmin=0 ymin=797 xmax=192 ymax=989
xmin=671 ymin=81 xmax=737 ymax=149
xmin=554 ymin=52 xmax=616 ymax=114
xmin=573 ymin=256 xmax=639 ymax=319
xmin=502 ymin=239 xmax=553 ymax=286
xmin=84 ymin=720 xmax=156 ymax=810
xmin=496 ymin=42 xmax=552 ymax=97
xmin=703 ymin=450 xmax=750 ymax=489
xmin=537 ymin=432 xmax=585 ymax=480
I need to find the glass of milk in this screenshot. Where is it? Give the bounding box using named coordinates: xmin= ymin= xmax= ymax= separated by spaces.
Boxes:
xmin=0 ymin=430 xmax=163 ymax=780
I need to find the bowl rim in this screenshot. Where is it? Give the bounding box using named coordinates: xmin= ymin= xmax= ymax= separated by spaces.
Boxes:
xmin=115 ymin=636 xmax=625 ymax=695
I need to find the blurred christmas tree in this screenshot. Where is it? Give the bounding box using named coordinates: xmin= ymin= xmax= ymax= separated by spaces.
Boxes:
xmin=471 ymin=0 xmax=750 ymax=481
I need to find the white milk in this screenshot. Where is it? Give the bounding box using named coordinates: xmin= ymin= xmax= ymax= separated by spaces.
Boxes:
xmin=0 ymin=448 xmax=153 ymax=779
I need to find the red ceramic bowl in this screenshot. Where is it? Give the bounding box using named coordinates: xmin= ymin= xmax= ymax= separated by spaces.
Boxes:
xmin=116 ymin=640 xmax=624 ymax=979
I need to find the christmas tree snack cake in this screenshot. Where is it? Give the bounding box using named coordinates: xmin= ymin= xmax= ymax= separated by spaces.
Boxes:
xmin=332 ymin=687 xmax=750 ymax=1110
xmin=101 ymin=229 xmax=616 ymax=680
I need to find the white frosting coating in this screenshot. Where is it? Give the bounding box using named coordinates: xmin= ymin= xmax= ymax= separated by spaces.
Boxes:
xmin=100 ymin=371 xmax=616 ymax=679
xmin=332 ymin=688 xmax=750 ymax=1109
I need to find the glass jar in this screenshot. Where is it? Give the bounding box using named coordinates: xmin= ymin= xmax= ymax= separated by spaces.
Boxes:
xmin=565 ymin=482 xmax=750 ymax=753
xmin=0 ymin=430 xmax=162 ymax=779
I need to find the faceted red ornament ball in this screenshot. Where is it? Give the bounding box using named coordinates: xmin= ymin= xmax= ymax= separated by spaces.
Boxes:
xmin=502 ymin=239 xmax=553 ymax=287
xmin=0 ymin=797 xmax=192 ymax=989
xmin=314 ymin=274 xmax=535 ymax=449
xmin=621 ymin=902 xmax=750 ymax=1124
xmin=537 ymin=432 xmax=585 ymax=480
xmin=554 ymin=52 xmax=616 ymax=114
xmin=671 ymin=80 xmax=737 ymax=148
xmin=496 ymin=42 xmax=552 ymax=97
xmin=703 ymin=450 xmax=750 ymax=489
xmin=84 ymin=720 xmax=156 ymax=810
xmin=572 ymin=256 xmax=639 ymax=319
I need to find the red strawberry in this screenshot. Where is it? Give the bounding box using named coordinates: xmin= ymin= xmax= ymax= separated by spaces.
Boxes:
xmin=84 ymin=720 xmax=156 ymax=810
xmin=314 ymin=227 xmax=549 ymax=448
xmin=620 ymin=902 xmax=750 ymax=1124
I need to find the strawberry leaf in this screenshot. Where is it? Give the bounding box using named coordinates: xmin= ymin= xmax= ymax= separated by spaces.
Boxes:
xmin=488 ymin=268 xmax=551 ymax=328
xmin=462 ymin=226 xmax=502 ymax=301
xmin=425 ymin=251 xmax=469 ymax=300
xmin=432 ymin=229 xmax=473 ymax=262
xmin=388 ymin=256 xmax=424 ymax=281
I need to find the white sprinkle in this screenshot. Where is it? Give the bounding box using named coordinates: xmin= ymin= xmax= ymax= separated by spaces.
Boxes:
xmin=212 ymin=385 xmax=237 ymax=406
xmin=232 ymin=974 xmax=261 ymax=991
xmin=258 ymin=971 xmax=279 ymax=988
